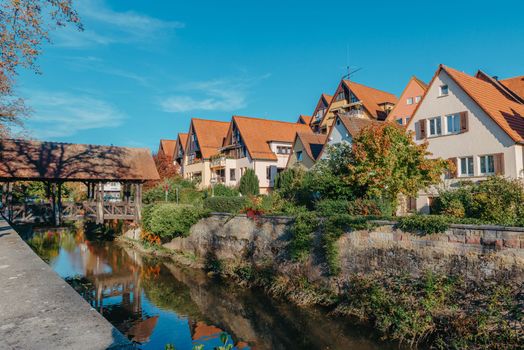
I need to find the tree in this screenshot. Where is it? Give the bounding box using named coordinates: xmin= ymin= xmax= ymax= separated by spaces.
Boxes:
xmin=238 ymin=169 xmax=259 ymax=196
xmin=146 ymin=152 xmax=180 ymax=189
xmin=274 ymin=166 xmax=305 ymax=200
xmin=345 ymin=123 xmax=450 ymax=205
xmin=0 ymin=0 xmax=82 ymax=135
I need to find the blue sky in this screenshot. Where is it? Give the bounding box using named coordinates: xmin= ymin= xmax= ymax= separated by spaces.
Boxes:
xmin=15 ymin=0 xmax=524 ymax=152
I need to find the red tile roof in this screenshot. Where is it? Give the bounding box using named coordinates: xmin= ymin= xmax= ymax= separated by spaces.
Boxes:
xmin=442 ymin=66 xmax=524 ymax=142
xmin=228 ymin=116 xmax=312 ymax=160
xmin=295 ymin=132 xmax=327 ymax=160
xmin=501 ymin=76 xmax=524 ymax=101
xmin=342 ymin=80 xmax=398 ymax=119
xmin=159 ymin=139 xmax=177 ymax=158
xmin=0 ymin=139 xmax=160 ymax=181
xmin=174 ymin=133 xmax=188 ymax=159
xmin=297 ymin=115 xmax=313 ymax=125
xmin=188 ymin=119 xmax=230 ymax=159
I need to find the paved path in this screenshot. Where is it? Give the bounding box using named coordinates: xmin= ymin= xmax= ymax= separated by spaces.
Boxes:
xmin=0 ymin=217 xmax=133 ymax=350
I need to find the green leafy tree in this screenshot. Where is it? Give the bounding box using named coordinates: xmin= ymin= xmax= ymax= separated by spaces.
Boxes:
xmin=346 ymin=123 xmax=449 ymax=206
xmin=238 ymin=169 xmax=259 ymax=196
xmin=274 ymin=166 xmax=305 ymax=200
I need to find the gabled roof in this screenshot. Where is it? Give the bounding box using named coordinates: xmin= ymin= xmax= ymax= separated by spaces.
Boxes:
xmin=386 ymin=76 xmax=428 ymax=122
xmin=0 ymin=139 xmax=159 ymax=181
xmin=187 ymin=119 xmax=230 ymax=159
xmin=408 ymin=65 xmax=524 ymax=143
xmin=310 ymin=93 xmax=333 ymax=125
xmin=227 ymin=116 xmax=312 ymax=160
xmin=158 ymin=139 xmax=177 ymax=158
xmin=317 ymin=115 xmax=380 ymax=159
xmin=297 ymin=115 xmax=313 ymax=125
xmin=174 ymin=133 xmax=188 ymax=158
xmin=342 ymin=80 xmax=398 ymax=119
xmin=295 ymin=132 xmax=327 ymax=161
xmin=501 ymin=76 xmax=524 ymax=101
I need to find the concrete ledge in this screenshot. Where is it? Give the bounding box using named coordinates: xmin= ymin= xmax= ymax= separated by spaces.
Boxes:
xmin=0 ymin=217 xmax=132 ymax=350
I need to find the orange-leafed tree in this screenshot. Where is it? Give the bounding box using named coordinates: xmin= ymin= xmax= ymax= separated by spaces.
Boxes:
xmin=345 ymin=123 xmax=450 ymax=205
xmin=0 ymin=0 xmax=82 ymax=136
xmin=145 ymin=152 xmax=180 ymax=189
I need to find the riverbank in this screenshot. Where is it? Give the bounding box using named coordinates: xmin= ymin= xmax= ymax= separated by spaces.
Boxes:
xmin=122 ymin=213 xmax=524 ymax=348
xmin=0 ymin=217 xmax=132 ymax=350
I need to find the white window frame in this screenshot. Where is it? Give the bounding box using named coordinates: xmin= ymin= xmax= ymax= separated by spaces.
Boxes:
xmin=459 ymin=157 xmax=474 ymax=177
xmin=446 ymin=113 xmax=461 ymax=134
xmin=406 ymin=97 xmax=413 ymax=105
xmin=428 ymin=117 xmax=442 ymax=136
xmin=479 ymin=155 xmax=495 ymax=175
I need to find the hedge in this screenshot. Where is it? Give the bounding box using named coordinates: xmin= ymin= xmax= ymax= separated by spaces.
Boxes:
xmin=142 ymin=203 xmax=209 ymax=240
xmin=203 ymin=196 xmax=248 ymax=213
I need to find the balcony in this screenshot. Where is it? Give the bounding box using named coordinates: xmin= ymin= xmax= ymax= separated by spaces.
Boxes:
xmin=210 ymin=155 xmax=227 ymax=168
xmin=211 ymin=176 xmax=226 ymax=184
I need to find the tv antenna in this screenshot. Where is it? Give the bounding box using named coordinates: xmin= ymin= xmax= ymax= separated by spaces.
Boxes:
xmin=343 ymin=45 xmax=362 ymax=80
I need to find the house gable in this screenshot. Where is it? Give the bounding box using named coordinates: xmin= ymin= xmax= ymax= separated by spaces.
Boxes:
xmin=386 ymin=76 xmax=427 ymax=126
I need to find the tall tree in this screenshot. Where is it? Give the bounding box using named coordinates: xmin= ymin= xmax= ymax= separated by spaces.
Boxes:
xmin=346 ymin=123 xmax=450 ymax=204
xmin=0 ymin=0 xmax=82 ymax=136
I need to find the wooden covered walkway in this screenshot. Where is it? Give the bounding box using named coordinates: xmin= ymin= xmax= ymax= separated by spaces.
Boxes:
xmin=0 ymin=139 xmax=159 ymax=225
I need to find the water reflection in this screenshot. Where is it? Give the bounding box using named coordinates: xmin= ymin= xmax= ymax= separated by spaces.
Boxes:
xmin=25 ymin=226 xmax=398 ymax=350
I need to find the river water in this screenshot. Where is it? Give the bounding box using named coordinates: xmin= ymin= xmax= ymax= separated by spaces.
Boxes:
xmin=24 ymin=226 xmax=398 ymax=350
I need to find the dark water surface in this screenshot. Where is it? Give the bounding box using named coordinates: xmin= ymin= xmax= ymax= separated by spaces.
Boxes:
xmin=24 ymin=226 xmax=399 ymax=350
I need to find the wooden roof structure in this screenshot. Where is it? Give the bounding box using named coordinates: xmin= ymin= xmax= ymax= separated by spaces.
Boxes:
xmin=0 ymin=139 xmax=159 ymax=182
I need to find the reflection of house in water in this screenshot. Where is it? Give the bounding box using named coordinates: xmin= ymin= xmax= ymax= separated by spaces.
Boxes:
xmin=191 ymin=321 xmax=251 ymax=349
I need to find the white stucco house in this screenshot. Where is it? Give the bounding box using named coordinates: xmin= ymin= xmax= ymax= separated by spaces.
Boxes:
xmin=406 ymin=64 xmax=524 ymax=213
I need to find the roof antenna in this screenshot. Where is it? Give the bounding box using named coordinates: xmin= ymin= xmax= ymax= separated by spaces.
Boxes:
xmin=343 ymin=45 xmax=362 ymax=80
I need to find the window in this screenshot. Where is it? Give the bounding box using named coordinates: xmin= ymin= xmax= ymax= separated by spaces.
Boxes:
xmin=446 ymin=113 xmax=461 ymax=134
xmin=336 ymin=90 xmax=345 ymax=101
xmin=460 ymin=157 xmax=474 ymax=176
xmin=405 ymin=117 xmax=410 ymax=124
xmin=349 ymin=91 xmax=359 ymax=103
xmin=230 ymin=168 xmax=236 ymax=181
xmin=415 ymin=96 xmax=421 ymax=103
xmin=406 ymin=97 xmax=414 ymax=105
xmin=296 ymin=151 xmax=303 ymax=161
xmin=277 ymin=146 xmax=291 ymax=154
xmin=480 ymin=155 xmax=495 ymax=175
xmin=266 ymin=166 xmax=271 ymax=180
xmin=440 ymin=85 xmax=449 ymax=96
xmin=396 ymin=118 xmax=403 ymax=125
xmin=428 ymin=117 xmax=442 ymax=136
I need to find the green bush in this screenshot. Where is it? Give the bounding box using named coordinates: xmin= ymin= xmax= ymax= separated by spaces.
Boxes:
xmin=260 ymin=193 xmax=308 ymax=216
xmin=144 ymin=203 xmax=209 ymax=240
xmin=289 ymin=212 xmax=319 ymax=261
xmin=238 ymin=169 xmax=260 ymax=196
xmin=315 ymin=199 xmax=349 ymax=217
xmin=396 ymin=215 xmax=450 ymax=235
xmin=274 ymin=167 xmax=305 ymax=199
xmin=432 ymin=177 xmax=524 ymax=226
xmin=207 ymin=184 xmax=240 ymax=197
xmin=143 ymin=177 xmax=203 ymax=205
xmin=203 ymin=196 xmax=247 ymax=213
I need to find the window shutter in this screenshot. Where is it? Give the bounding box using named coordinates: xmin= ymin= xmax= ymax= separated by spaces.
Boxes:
xmin=494 ymin=153 xmax=505 ymax=175
xmin=417 ymin=119 xmax=427 ymax=140
xmin=448 ymin=158 xmax=458 ymax=178
xmin=460 ymin=111 xmax=469 ymax=133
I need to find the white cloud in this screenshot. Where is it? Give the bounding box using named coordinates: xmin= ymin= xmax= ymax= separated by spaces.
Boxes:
xmin=54 ymin=0 xmax=184 ymax=48
xmin=160 ymin=75 xmax=271 ymax=113
xmin=24 ymin=91 xmax=125 ymax=138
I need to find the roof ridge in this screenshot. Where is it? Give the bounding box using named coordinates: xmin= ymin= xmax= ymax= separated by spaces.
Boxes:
xmin=233 ymin=115 xmax=302 ymax=125
xmin=343 ymin=79 xmax=397 ymax=98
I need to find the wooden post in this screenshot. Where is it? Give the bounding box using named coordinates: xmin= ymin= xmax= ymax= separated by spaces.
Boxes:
xmin=96 ymin=182 xmax=104 ymax=224
xmin=134 ymin=183 xmax=142 ymax=223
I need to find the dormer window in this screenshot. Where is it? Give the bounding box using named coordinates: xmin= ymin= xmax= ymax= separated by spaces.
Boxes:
xmin=440 ymin=85 xmax=449 ymax=96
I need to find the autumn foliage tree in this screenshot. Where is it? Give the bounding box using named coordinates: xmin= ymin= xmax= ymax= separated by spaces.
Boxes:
xmin=145 ymin=152 xmax=180 ymax=189
xmin=0 ymin=0 xmax=82 ymax=136
xmin=345 ymin=123 xmax=450 ymax=205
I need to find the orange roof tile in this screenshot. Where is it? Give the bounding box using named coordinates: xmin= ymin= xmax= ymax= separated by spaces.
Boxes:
xmin=159 ymin=139 xmax=177 ymax=158
xmin=337 ymin=116 xmax=382 ymax=137
xmin=297 ymin=115 xmax=313 ymax=125
xmin=188 ymin=119 xmax=230 ymax=159
xmin=342 ymin=80 xmax=398 ymax=119
xmin=501 ymin=76 xmax=524 ymax=101
xmin=441 ymin=65 xmax=524 ymax=142
xmin=295 ymin=132 xmax=327 ymax=160
xmin=229 ymin=116 xmax=312 ymax=160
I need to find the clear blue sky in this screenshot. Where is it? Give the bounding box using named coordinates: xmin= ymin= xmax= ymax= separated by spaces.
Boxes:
xmin=16 ymin=0 xmax=524 ymax=152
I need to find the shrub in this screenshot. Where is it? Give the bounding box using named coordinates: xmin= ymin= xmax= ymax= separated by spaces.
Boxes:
xmin=259 ymin=193 xmax=308 ymax=216
xmin=145 ymin=203 xmax=209 ymax=240
xmin=203 ymin=196 xmax=247 ymax=213
xmin=274 ymin=167 xmax=305 ymax=199
xmin=433 ymin=177 xmax=524 ymax=226
xmin=238 ymin=169 xmax=260 ymax=196
xmin=143 ymin=177 xmax=203 ymax=205
xmin=347 ymin=198 xmax=382 ymax=216
xmin=396 ymin=215 xmax=450 ymax=235
xmin=315 ymin=199 xmax=349 ymax=217
xmin=207 ymin=184 xmax=240 ymax=197
xmin=289 ymin=212 xmax=319 ymax=261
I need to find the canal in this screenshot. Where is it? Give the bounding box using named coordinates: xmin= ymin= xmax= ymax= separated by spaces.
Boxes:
xmin=23 ymin=225 xmax=399 ymax=350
